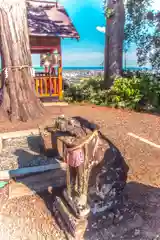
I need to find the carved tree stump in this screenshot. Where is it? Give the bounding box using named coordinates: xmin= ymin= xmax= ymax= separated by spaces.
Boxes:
xmin=42 ymin=116 xmax=105 ymax=238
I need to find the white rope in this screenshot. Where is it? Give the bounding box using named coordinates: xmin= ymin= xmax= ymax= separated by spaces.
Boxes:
xmin=1 ymin=65 xmax=34 ymax=79
xmin=1 ymin=65 xmax=32 ymax=72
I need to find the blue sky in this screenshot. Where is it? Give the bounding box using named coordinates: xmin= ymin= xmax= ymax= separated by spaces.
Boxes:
xmin=32 ymin=0 xmax=160 ymax=68
xmin=60 ymin=0 xmax=105 ymax=67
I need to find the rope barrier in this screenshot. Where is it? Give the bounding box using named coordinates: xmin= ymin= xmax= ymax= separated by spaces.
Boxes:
xmin=1 ymin=65 xmax=32 ymax=72
xmin=0 ymin=65 xmax=34 ymax=79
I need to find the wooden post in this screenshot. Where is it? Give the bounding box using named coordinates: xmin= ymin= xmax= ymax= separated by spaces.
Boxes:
xmin=58 ymin=38 xmax=63 ymax=100
xmin=45 ymin=77 xmax=48 ymax=96
xmin=53 ymin=78 xmax=57 ymax=94
xmin=40 ymin=78 xmax=43 ymax=96
xmin=35 ymin=78 xmax=39 ymax=95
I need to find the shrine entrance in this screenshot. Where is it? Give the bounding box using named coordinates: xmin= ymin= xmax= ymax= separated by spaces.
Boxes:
xmin=30 ymin=36 xmax=63 ymax=101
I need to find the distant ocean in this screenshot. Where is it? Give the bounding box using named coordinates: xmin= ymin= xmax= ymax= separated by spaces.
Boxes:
xmin=34 ymin=66 xmax=151 ymax=72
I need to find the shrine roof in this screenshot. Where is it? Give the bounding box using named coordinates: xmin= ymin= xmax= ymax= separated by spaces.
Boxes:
xmin=27 ymin=0 xmax=80 ymax=39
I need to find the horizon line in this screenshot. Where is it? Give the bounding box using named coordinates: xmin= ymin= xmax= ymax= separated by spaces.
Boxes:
xmin=33 ymin=65 xmax=151 ymax=68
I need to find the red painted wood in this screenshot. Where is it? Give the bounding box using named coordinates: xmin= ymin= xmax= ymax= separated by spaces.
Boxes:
xmin=30 ymin=36 xmax=60 ymax=49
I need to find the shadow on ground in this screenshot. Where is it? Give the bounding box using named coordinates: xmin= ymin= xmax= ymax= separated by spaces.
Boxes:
xmin=9 ymin=117 xmax=160 ymax=240
xmin=14 ymin=133 xmax=60 ymax=168
xmin=84 ymin=182 xmax=160 ymax=240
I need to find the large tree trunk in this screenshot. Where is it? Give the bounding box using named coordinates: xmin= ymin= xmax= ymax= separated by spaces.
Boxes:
xmin=0 ymin=0 xmax=45 ymax=122
xmin=104 ymin=0 xmax=125 ymax=88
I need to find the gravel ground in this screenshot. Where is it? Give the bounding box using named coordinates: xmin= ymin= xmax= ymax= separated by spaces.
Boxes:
xmin=57 ymin=105 xmax=160 ymax=187
xmin=0 ymin=104 xmax=159 ymax=239
xmin=0 ymin=136 xmax=58 ymax=170
xmin=0 ymin=180 xmax=159 ymax=240
xmin=0 ymin=188 xmax=66 ymax=240
xmin=85 ymin=182 xmax=160 ymax=240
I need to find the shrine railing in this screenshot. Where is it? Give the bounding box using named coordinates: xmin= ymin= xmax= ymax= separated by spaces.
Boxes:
xmin=34 ymin=73 xmax=60 ymax=98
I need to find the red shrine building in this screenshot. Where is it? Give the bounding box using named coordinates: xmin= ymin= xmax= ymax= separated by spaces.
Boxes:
xmin=27 ymin=0 xmax=80 ymax=101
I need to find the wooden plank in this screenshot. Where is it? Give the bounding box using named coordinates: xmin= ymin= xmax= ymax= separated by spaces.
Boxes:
xmin=9 ymin=169 xmax=66 ymax=199
xmin=30 ymin=36 xmax=60 ymax=49
xmin=0 ymin=161 xmax=67 ymax=180
xmin=43 ymin=102 xmax=68 ymax=107
xmin=9 ymin=182 xmax=36 ymax=198
xmin=39 ymin=93 xmax=59 ymax=98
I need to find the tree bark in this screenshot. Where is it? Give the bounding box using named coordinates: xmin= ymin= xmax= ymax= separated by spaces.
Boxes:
xmin=104 ymin=0 xmax=125 ymax=88
xmin=0 ymin=0 xmax=45 ymax=122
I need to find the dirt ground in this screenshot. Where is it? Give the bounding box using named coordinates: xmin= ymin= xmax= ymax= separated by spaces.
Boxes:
xmin=0 ymin=104 xmax=160 ymax=239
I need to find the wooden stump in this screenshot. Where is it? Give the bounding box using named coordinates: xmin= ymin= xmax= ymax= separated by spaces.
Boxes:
xmin=40 ymin=116 xmax=103 ymax=237
xmin=53 ymin=197 xmax=88 ymax=240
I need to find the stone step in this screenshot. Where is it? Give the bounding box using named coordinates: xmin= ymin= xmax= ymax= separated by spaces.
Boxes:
xmin=0 ymin=161 xmax=66 ymax=180
xmin=9 ymin=168 xmax=66 ymax=199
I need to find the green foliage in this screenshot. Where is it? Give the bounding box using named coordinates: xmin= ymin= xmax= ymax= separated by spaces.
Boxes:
xmin=102 ymin=0 xmax=160 ymax=70
xmin=64 ymin=77 xmax=107 ymax=105
xmin=125 ymin=0 xmax=160 ymax=70
xmin=105 ymin=8 xmax=115 ymax=19
xmin=138 ymin=73 xmax=160 ymax=109
xmin=108 ymin=77 xmax=143 ymax=109
xmin=64 ymin=74 xmax=160 ymax=112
